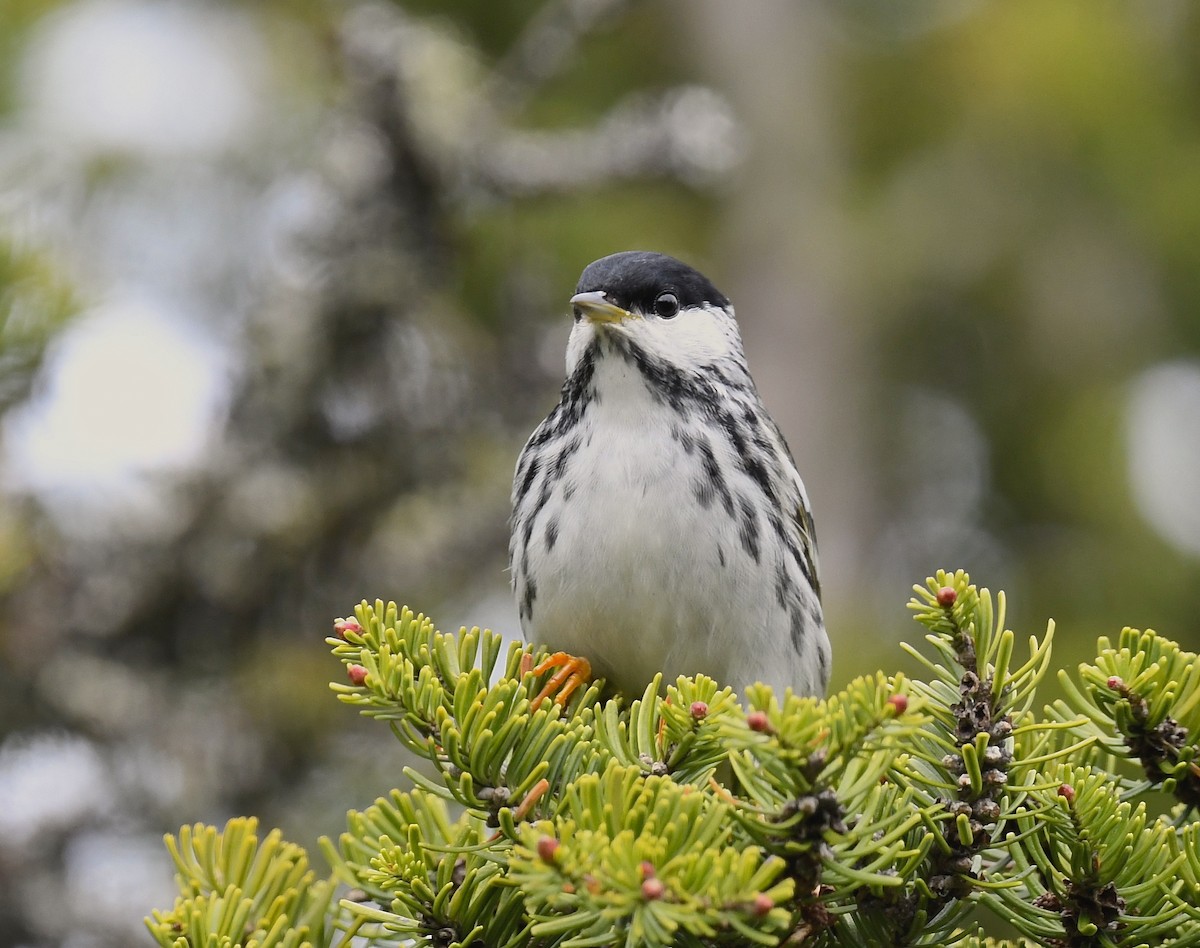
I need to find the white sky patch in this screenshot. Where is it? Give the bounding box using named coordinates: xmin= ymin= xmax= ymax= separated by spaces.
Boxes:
xmin=1126 ymin=360 xmax=1200 ymax=558
xmin=20 ymin=0 xmax=262 ymax=157
xmin=63 ymin=830 xmax=177 ymax=935
xmin=0 ymin=733 xmax=114 ymax=852
xmin=3 ymin=297 xmax=231 ymax=500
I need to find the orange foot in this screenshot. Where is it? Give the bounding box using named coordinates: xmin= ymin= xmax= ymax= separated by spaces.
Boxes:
xmin=526 ymin=651 xmax=592 ymax=707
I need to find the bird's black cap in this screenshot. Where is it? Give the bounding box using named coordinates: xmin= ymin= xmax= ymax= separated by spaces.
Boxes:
xmin=576 ymin=251 xmax=730 ymax=313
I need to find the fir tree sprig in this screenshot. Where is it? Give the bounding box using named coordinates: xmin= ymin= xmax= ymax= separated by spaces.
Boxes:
xmin=322 ymin=788 xmax=533 ymax=946
xmin=145 ymin=818 xmax=340 ymax=948
xmin=985 ymin=766 xmax=1200 ymax=946
xmin=1055 ymin=627 xmax=1200 ymax=809
xmin=146 ymin=572 xmax=1200 ymax=947
xmin=727 ymin=671 xmax=922 ymax=940
xmin=511 ymin=762 xmax=795 ymax=947
xmin=589 ymin=673 xmax=749 ymax=785
xmin=330 ymin=602 xmax=606 ymax=828
xmin=848 ymin=569 xmax=1070 ymax=944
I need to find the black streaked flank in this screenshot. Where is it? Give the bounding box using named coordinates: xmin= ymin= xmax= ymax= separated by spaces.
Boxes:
xmin=717 ymin=406 xmax=747 ymax=455
xmin=774 ymin=568 xmax=789 ymax=609
xmin=670 ymin=425 xmax=696 ymax=455
xmin=517 ymin=453 xmax=541 ymax=503
xmin=738 ymin=494 xmax=761 ymax=562
xmin=795 ymin=501 xmax=822 ymax=599
xmin=789 ymin=604 xmax=808 ymax=653
xmin=768 ymin=511 xmax=785 ymax=540
xmin=809 ymin=601 xmax=824 ymax=638
xmin=739 ymin=448 xmax=777 ymax=507
xmin=521 ymin=576 xmax=536 ymax=622
xmin=790 ymin=535 xmax=818 ymax=594
xmin=552 ymin=445 xmax=570 ymax=480
xmin=517 ymin=543 xmax=534 ymax=621
xmin=697 ymin=436 xmax=734 ymax=516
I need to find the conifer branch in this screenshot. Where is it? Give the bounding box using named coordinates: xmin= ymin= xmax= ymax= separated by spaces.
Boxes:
xmin=146 ymin=571 xmax=1200 ymax=946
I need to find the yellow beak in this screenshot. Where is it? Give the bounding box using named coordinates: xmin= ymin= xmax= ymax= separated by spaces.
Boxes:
xmin=570 ymin=291 xmax=634 ymax=325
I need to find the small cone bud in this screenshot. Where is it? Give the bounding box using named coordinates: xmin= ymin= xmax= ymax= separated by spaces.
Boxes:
xmin=640 ymin=861 xmax=656 ymax=880
xmin=1107 ymin=676 xmax=1124 ymax=691
xmin=690 ymin=701 xmax=709 ymax=720
xmin=347 ymin=664 xmax=368 ymax=685
xmin=936 ymin=586 xmax=957 ymax=607
xmin=753 ymin=893 xmax=775 ymax=916
xmin=334 ymin=619 xmax=363 ymax=638
xmin=887 ymin=694 xmax=908 ymax=714
xmin=642 ymin=878 xmax=665 ymax=900
xmin=747 ymin=711 xmax=771 ymax=733
xmin=537 ymin=836 xmax=559 ymax=862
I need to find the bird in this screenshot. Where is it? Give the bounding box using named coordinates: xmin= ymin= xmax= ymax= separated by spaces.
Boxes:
xmin=510 ymin=251 xmax=829 ymax=705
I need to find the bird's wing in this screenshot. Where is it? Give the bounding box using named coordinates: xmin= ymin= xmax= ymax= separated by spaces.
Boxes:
xmin=762 ymin=409 xmax=821 ymax=600
xmin=793 ymin=490 xmax=821 ymax=600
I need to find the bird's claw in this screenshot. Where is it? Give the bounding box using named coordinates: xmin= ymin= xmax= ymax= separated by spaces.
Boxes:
xmin=528 ymin=651 xmax=592 ymax=707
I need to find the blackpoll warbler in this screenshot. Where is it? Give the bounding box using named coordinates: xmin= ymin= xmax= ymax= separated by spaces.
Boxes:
xmin=511 ymin=251 xmax=829 ymax=702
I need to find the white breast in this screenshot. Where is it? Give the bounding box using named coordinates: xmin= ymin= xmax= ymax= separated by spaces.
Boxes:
xmin=518 ymin=356 xmax=810 ymax=697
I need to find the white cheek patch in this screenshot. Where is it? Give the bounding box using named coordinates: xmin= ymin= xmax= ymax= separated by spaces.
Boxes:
xmin=646 ymin=306 xmax=741 ymax=368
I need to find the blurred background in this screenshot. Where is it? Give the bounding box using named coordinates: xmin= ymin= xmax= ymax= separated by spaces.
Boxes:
xmin=1 ymin=0 xmax=1199 ymax=943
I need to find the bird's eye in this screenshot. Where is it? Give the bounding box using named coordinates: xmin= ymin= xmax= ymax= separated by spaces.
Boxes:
xmin=653 ymin=292 xmax=679 ymax=319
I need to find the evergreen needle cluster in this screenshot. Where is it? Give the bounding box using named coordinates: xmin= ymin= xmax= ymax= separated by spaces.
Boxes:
xmin=145 ymin=570 xmax=1200 ymax=946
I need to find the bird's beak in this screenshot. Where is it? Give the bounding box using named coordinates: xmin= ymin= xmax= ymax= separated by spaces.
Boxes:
xmin=570 ymin=291 xmax=633 ymax=325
